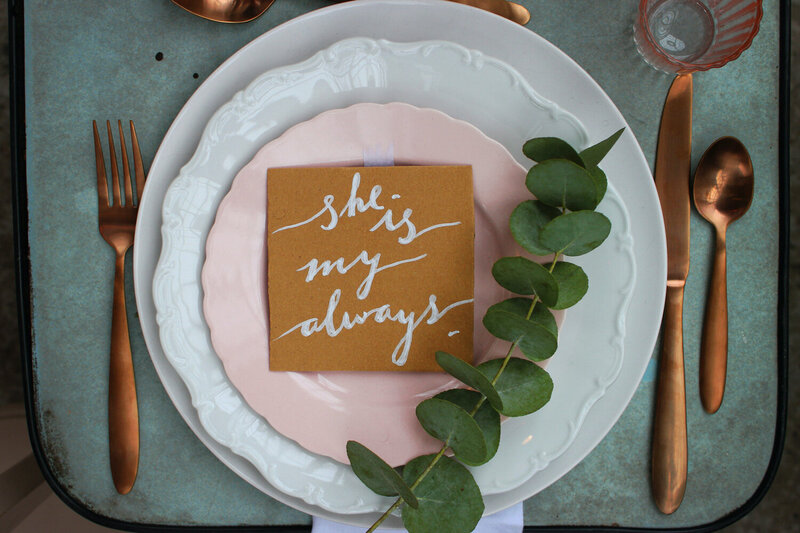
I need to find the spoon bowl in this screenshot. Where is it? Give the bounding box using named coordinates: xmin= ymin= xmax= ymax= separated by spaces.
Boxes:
xmin=692 ymin=136 xmax=754 ymax=413
xmin=171 ymin=0 xmax=276 ymax=23
xmin=693 ymin=137 xmax=754 ymax=226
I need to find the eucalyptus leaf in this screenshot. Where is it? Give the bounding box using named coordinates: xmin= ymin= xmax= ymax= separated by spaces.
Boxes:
xmin=435 ymin=389 xmax=500 ymax=466
xmin=489 ymin=297 xmax=558 ymax=337
xmin=435 ymin=352 xmax=503 ymax=412
xmin=579 ymin=128 xmax=624 ymax=167
xmin=346 ymin=441 xmax=419 ymax=507
xmin=401 ymin=455 xmax=484 ymax=533
xmin=483 ymin=300 xmax=558 ymax=361
xmin=416 ymin=398 xmax=487 ymax=464
xmin=509 ymin=200 xmax=561 ymax=256
xmin=587 ymin=165 xmax=607 ymax=204
xmin=525 ymin=159 xmax=598 ymax=211
xmin=522 ymin=137 xmax=584 ymax=166
xmin=478 ymin=358 xmax=553 ymax=417
xmin=540 ymin=211 xmax=611 ymax=256
xmin=550 ymin=262 xmax=589 ymax=310
xmin=491 ymin=257 xmax=558 ymax=307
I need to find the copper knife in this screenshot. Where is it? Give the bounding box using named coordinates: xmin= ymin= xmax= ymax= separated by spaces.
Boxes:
xmin=651 ymin=73 xmax=692 ymax=515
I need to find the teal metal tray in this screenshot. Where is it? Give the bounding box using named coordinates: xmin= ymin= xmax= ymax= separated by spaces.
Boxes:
xmin=10 ymin=0 xmax=788 ymax=530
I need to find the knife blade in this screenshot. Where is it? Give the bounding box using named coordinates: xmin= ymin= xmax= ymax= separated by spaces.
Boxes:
xmin=651 ymin=73 xmax=692 ymax=515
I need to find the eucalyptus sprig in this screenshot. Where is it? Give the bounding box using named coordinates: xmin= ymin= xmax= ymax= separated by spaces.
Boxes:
xmin=347 ymin=129 xmax=624 ymax=533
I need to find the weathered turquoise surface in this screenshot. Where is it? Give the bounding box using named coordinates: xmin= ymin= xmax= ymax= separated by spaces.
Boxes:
xmin=23 ymin=0 xmax=781 ymax=528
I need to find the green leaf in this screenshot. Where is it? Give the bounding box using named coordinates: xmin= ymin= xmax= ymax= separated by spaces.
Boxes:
xmin=483 ymin=299 xmax=558 ymax=361
xmin=478 ymin=358 xmax=553 ymax=417
xmin=579 ymin=128 xmax=624 ymax=167
xmin=435 ymin=389 xmax=500 ymax=466
xmin=491 ymin=257 xmax=558 ymax=307
xmin=525 ymin=159 xmax=598 ymax=211
xmin=550 ymin=262 xmax=589 ymax=310
xmin=435 ymin=352 xmax=503 ymax=412
xmin=346 ymin=441 xmax=419 ymax=507
xmin=587 ymin=165 xmax=607 ymax=204
xmin=489 ymin=297 xmax=558 ymax=337
xmin=522 ymin=137 xmax=584 ymax=166
xmin=540 ymin=211 xmax=611 ymax=256
xmin=416 ymin=398 xmax=487 ymax=464
xmin=401 ymin=455 xmax=483 ymax=533
xmin=509 ymin=200 xmax=561 ymax=256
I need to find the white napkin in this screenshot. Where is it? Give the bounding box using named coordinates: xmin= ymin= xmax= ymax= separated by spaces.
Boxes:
xmin=312 ymin=503 xmax=523 ymax=532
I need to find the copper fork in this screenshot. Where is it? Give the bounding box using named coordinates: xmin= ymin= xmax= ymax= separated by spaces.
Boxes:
xmin=93 ymin=120 xmax=145 ymax=495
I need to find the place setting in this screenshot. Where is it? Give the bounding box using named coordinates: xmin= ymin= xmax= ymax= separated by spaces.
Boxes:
xmin=11 ymin=0 xmax=785 ymax=531
xmin=130 ymin=3 xmax=664 ymax=528
xmin=134 ymin=0 xmax=756 ymax=528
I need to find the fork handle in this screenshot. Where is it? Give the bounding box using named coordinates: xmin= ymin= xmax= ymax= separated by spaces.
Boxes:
xmin=108 ymin=247 xmax=139 ymax=494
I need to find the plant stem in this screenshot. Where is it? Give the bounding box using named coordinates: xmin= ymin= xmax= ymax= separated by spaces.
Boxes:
xmin=366 ymin=445 xmax=447 ymax=531
xmin=366 ymin=498 xmax=404 ymax=533
xmin=487 ymin=253 xmax=561 ymax=387
xmin=366 ymin=252 xmax=564 ymax=532
xmin=410 ymin=446 xmax=448 ymax=490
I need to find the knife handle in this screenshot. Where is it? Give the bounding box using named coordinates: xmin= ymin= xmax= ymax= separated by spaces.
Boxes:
xmin=699 ymin=228 xmax=728 ymax=414
xmin=652 ymin=284 xmax=687 ymax=515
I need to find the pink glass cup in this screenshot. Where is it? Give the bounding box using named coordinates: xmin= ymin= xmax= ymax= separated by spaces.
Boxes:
xmin=634 ymin=0 xmax=762 ymax=73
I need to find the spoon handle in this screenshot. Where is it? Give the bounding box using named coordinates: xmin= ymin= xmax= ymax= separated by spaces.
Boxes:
xmin=652 ymin=284 xmax=688 ymax=514
xmin=700 ymin=227 xmax=728 ymax=414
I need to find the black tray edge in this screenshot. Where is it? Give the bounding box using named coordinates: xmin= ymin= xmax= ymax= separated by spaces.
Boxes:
xmin=9 ymin=0 xmax=789 ymax=531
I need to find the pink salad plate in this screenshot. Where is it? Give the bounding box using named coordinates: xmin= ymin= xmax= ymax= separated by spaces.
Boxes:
xmin=202 ymin=102 xmax=552 ymax=466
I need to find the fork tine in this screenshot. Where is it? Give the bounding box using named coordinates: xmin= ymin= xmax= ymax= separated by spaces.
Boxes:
xmin=117 ymin=120 xmax=133 ymax=206
xmin=93 ymin=121 xmax=109 ymax=208
xmin=130 ymin=121 xmax=145 ymax=204
xmin=106 ymin=121 xmax=121 ymax=207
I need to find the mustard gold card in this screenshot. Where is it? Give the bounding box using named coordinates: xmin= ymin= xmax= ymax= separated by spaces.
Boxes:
xmin=267 ymin=165 xmax=474 ymax=372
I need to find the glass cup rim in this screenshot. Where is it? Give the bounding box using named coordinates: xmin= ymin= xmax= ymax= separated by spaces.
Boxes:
xmin=637 ymin=0 xmax=764 ymax=73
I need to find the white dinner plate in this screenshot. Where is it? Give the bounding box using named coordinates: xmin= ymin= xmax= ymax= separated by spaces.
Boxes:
xmin=134 ymin=1 xmax=665 ymax=527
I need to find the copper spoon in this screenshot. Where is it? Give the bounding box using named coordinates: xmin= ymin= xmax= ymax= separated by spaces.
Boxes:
xmin=172 ymin=0 xmax=529 ymax=25
xmin=692 ymin=137 xmax=754 ymax=414
xmin=171 ymin=0 xmax=276 ymax=23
